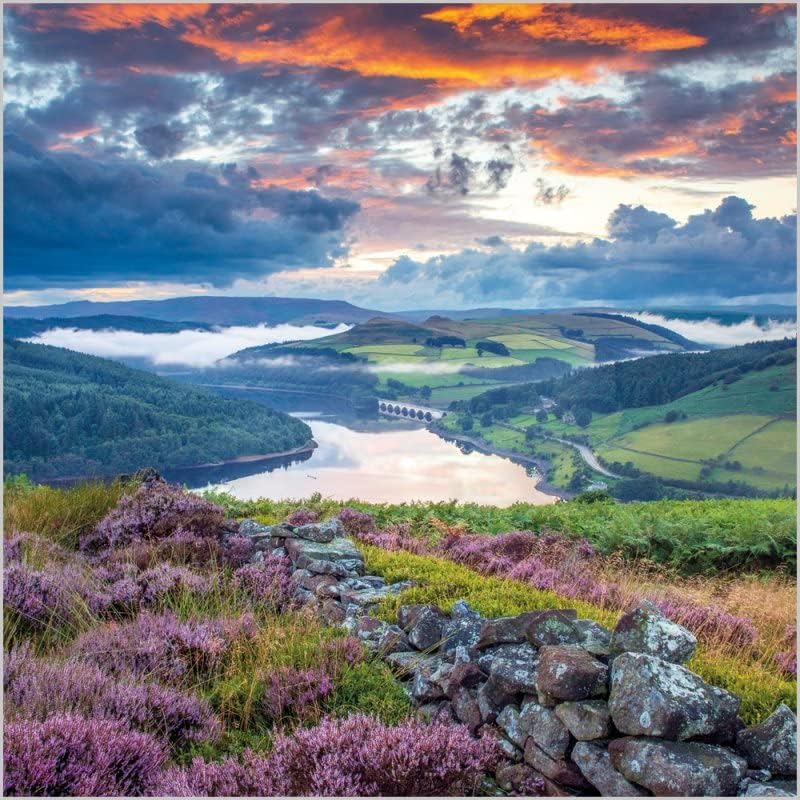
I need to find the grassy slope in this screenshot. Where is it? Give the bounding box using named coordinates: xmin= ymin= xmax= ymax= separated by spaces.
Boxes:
xmin=535 ymin=363 xmax=796 ymax=490
xmin=362 ymin=546 xmax=795 ymax=725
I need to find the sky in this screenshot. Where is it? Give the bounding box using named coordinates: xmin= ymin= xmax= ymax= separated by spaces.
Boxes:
xmin=4 ymin=2 xmax=797 ymax=311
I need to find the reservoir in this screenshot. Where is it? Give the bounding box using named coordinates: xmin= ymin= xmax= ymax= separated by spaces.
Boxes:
xmin=176 ymin=412 xmax=557 ymax=506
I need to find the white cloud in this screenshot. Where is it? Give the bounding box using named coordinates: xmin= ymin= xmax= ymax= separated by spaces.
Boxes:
xmin=630 ymin=312 xmax=797 ymax=347
xmin=366 ymin=361 xmax=464 ymax=375
xmin=24 ymin=323 xmax=351 ymax=367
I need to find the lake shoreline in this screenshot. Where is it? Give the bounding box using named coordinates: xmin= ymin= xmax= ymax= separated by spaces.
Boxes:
xmin=430 ymin=427 xmax=569 ymax=502
xmin=186 ymin=439 xmax=318 ymax=469
xmin=36 ymin=440 xmax=319 ymax=486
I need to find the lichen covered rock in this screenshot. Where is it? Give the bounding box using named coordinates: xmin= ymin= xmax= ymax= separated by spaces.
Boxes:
xmin=736 ymin=704 xmax=797 ymax=776
xmin=555 ymin=699 xmax=612 ymax=740
xmin=611 ymin=600 xmax=697 ymax=663
xmin=609 ymin=652 xmax=740 ymax=740
xmin=609 ymin=737 xmax=748 ymax=796
xmin=536 ymin=645 xmax=608 ymax=701
xmin=571 ymin=741 xmax=646 ymax=796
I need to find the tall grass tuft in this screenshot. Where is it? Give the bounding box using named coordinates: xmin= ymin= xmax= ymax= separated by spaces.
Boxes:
xmin=4 ymin=478 xmax=134 ymax=548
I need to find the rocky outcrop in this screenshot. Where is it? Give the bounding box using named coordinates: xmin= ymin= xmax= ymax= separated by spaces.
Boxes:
xmin=230 ymin=517 xmax=797 ymax=797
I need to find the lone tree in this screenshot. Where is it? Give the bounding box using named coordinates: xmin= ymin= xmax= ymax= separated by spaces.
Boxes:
xmin=574 ymin=407 xmax=592 ymax=428
xmin=536 ymin=409 xmax=548 ymax=423
xmin=475 ymin=340 xmax=510 ymax=357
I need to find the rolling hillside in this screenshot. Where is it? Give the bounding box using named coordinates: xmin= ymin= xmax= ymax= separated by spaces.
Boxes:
xmin=443 ymin=340 xmax=797 ymax=496
xmin=4 ymin=339 xmax=313 ymax=481
xmin=270 ymin=312 xmax=686 ymax=406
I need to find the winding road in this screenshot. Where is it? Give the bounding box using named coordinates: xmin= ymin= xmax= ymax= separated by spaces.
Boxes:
xmin=546 ymin=436 xmax=621 ymax=478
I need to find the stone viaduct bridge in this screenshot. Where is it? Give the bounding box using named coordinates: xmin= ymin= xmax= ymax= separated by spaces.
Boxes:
xmin=378 ymin=399 xmax=447 ymax=422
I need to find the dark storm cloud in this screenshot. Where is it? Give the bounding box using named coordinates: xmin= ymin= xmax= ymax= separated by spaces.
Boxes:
xmin=3 ymin=136 xmax=360 ymax=289
xmin=134 ymin=123 xmax=185 ymax=159
xmin=379 ymin=196 xmax=796 ymax=305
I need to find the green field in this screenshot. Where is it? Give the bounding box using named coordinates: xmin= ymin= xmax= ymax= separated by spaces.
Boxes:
xmin=523 ymin=361 xmax=797 ymax=492
xmin=287 ymin=312 xmax=681 ymax=395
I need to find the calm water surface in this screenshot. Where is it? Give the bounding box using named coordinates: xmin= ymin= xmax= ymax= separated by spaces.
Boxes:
xmin=191 ymin=416 xmax=556 ymax=506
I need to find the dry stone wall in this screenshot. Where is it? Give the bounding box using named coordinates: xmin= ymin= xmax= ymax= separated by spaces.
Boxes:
xmin=232 ymin=517 xmax=798 ymax=797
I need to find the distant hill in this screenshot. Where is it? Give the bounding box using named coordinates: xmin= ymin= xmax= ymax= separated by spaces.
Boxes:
xmin=536 ymin=338 xmax=797 ymax=413
xmin=4 ymin=339 xmax=313 ymax=481
xmin=3 ymin=296 xmax=386 ymax=326
xmin=5 ymin=315 xmax=215 ymax=339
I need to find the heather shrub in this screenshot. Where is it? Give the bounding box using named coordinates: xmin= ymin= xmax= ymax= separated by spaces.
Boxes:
xmin=233 ymin=554 xmax=295 ymax=611
xmin=153 ymin=715 xmax=498 ymax=796
xmin=69 ymin=611 xmax=256 ymax=683
xmin=82 ymin=481 xmax=225 ymax=554
xmin=3 ymin=561 xmax=98 ymax=637
xmin=337 ymin=507 xmax=376 ymax=536
xmin=152 ymin=750 xmax=281 ymax=797
xmin=776 ymin=625 xmax=797 ymax=677
xmin=268 ymin=714 xmax=498 ymax=796
xmin=4 ymin=530 xmax=73 ymax=568
xmin=286 ymin=507 xmax=320 ymax=526
xmin=136 ymin=564 xmax=212 ymax=607
xmin=220 ymin=534 xmax=255 ymax=568
xmin=3 ymin=714 xmax=166 ymax=796
xmin=262 ymin=666 xmax=334 ymax=721
xmin=4 ymin=646 xmax=220 ymax=748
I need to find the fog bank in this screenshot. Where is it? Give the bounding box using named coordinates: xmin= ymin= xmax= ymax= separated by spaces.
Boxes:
xmin=24 ymin=323 xmax=351 ymax=367
xmin=630 ymin=312 xmax=796 ymax=347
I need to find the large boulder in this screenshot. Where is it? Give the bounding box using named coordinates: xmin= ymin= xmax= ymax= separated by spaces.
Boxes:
xmin=238 ymin=519 xmax=293 ymax=547
xmin=609 ymin=652 xmax=740 ymax=740
xmin=450 ymin=687 xmax=482 ymax=733
xmin=571 ymin=742 xmax=646 ymax=796
xmin=441 ymin=661 xmax=486 ymax=697
xmin=536 ymin=645 xmax=608 ymax=701
xmin=439 ymin=616 xmax=482 ymax=656
xmin=740 ymin=780 xmax=795 ymax=797
xmin=611 ymin=600 xmax=697 ymax=664
xmin=409 ymin=657 xmax=453 ymax=703
xmin=477 ymin=675 xmax=519 ymax=724
xmin=736 ymin=704 xmax=797 ymax=776
xmin=555 ymin=699 xmax=612 ymax=740
xmin=475 ymin=642 xmax=538 ymax=673
xmin=609 ymin=737 xmax=748 ymax=796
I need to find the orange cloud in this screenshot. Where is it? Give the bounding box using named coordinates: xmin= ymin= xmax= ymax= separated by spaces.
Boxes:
xmin=423 ymin=4 xmax=707 ymax=52
xmin=781 ymin=130 xmax=797 ymax=146
xmin=180 ymin=13 xmax=623 ymax=87
xmin=59 ymin=127 xmax=101 ymax=140
xmin=19 ymin=3 xmax=209 ymax=31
